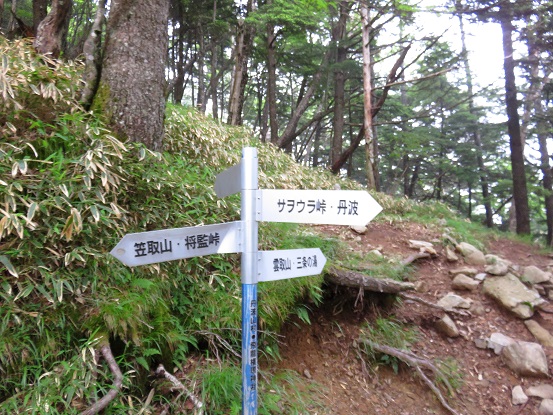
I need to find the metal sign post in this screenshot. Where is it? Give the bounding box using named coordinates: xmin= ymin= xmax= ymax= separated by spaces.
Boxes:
xmin=239 ymin=147 xmax=259 ymax=415
xmin=112 ymin=146 xmax=383 ymax=415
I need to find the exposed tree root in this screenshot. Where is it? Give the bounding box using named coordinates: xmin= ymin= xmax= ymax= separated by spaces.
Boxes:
xmin=155 ymin=364 xmax=204 ymax=415
xmin=357 ymin=339 xmax=462 ymax=415
xmin=325 ymin=266 xmax=415 ymax=293
xmin=80 ymin=342 xmax=123 ymax=415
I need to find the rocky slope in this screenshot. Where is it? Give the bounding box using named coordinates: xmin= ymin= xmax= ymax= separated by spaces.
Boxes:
xmin=273 ymin=221 xmax=553 ymax=415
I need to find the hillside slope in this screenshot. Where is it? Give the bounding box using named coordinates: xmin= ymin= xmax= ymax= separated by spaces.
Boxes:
xmin=273 ymin=222 xmax=553 ymax=415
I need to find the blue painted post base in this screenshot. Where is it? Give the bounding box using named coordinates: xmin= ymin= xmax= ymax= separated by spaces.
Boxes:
xmin=242 ymin=283 xmax=258 ymax=415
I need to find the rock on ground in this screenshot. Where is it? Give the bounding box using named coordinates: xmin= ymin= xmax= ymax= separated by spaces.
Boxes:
xmin=482 ymin=273 xmax=545 ymax=319
xmin=501 ymin=341 xmax=549 ymax=378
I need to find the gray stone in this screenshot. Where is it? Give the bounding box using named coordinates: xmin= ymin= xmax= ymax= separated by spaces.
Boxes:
xmin=449 ymin=267 xmax=478 ymax=277
xmin=408 ymin=240 xmax=437 ymax=255
xmin=502 ymin=341 xmax=549 ymax=377
xmin=488 ymin=332 xmax=516 ymax=355
xmin=368 ymin=249 xmax=383 ymax=257
xmin=474 ymin=338 xmax=488 ymax=349
xmin=434 ymin=315 xmax=459 ymax=338
xmin=526 ymin=384 xmax=553 ymax=399
xmin=475 ymin=273 xmax=487 ymax=281
xmin=437 ymin=293 xmax=472 ymax=310
xmin=485 ymin=263 xmax=510 ymax=276
xmin=482 ymin=273 xmax=545 ymax=319
xmin=485 ymin=255 xmax=511 ymax=276
xmin=456 ymin=242 xmax=486 ymax=266
xmin=451 ymin=274 xmax=480 ymax=291
xmin=522 ymin=265 xmax=552 ymax=284
xmin=350 ymin=225 xmax=367 ymax=235
xmin=512 ymin=385 xmax=528 ymax=405
xmin=525 ymin=320 xmax=553 ymax=348
xmin=445 ymin=246 xmax=459 ymax=262
xmin=540 ymin=399 xmax=553 ymax=415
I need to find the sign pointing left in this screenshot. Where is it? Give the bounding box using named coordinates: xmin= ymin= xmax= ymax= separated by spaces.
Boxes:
xmin=111 ymin=221 xmax=242 ymax=266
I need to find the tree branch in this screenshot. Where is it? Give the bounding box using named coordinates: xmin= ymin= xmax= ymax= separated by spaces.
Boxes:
xmin=80 ymin=342 xmax=123 ymax=415
xmin=358 ymin=340 xmax=461 ymax=415
xmin=155 ymin=364 xmax=204 ymax=414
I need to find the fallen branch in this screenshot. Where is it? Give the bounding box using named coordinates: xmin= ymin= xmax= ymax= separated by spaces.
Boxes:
xmin=357 ymin=339 xmax=461 ymax=415
xmin=80 ymin=342 xmax=123 ymax=415
xmin=325 ymin=266 xmax=415 ymax=293
xmin=155 ymin=364 xmax=204 ymax=415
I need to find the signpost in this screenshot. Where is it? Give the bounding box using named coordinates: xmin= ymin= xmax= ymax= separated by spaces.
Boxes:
xmin=257 ymin=189 xmax=382 ymax=226
xmin=110 ymin=221 xmax=242 ymax=266
xmin=111 ymin=147 xmax=382 ymax=415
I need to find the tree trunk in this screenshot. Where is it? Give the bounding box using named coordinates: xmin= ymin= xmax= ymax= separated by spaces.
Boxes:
xmin=196 ymin=24 xmax=206 ymax=112
xmin=32 ymin=0 xmax=48 ymax=35
xmin=80 ymin=0 xmax=107 ymax=106
xmin=276 ymin=58 xmax=328 ymax=149
xmin=7 ymin=0 xmax=17 ymax=35
xmin=408 ymin=161 xmax=420 ymax=198
xmin=536 ymin=96 xmax=553 ymax=246
xmin=267 ymin=21 xmax=279 ymax=143
xmin=457 ymin=9 xmax=493 ymax=227
xmin=330 ymin=45 xmax=409 ymax=175
xmin=522 ymin=14 xmax=552 ymax=245
xmin=92 ymin=0 xmax=170 ymax=151
xmin=227 ymin=0 xmax=255 ymax=126
xmin=361 ymin=3 xmax=377 ymax=190
xmin=210 ymin=31 xmax=219 ymax=119
xmin=330 ymin=1 xmax=350 ymax=166
xmin=501 ymin=14 xmax=530 ymax=234
xmin=34 ymin=0 xmax=73 ymax=58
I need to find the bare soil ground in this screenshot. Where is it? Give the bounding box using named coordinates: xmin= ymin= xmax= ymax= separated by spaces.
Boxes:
xmin=272 ymin=222 xmax=553 ymax=415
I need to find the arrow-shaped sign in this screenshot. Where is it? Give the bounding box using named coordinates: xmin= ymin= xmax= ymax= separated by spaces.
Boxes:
xmin=256 ymin=189 xmax=382 ymax=226
xmin=110 ymin=221 xmax=242 ymax=266
xmin=258 ymin=248 xmax=326 ymax=282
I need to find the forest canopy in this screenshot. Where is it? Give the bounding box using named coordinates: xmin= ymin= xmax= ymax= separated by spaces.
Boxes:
xmin=0 ymin=1 xmax=552 ymax=235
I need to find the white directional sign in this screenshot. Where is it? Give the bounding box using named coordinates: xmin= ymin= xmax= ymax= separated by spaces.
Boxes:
xmin=258 ymin=248 xmax=326 ymax=282
xmin=215 ymin=162 xmax=242 ymax=198
xmin=111 ymin=221 xmax=241 ymax=266
xmin=256 ymin=189 xmax=382 ymax=226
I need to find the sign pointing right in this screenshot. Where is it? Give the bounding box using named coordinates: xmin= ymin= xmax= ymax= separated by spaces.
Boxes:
xmin=256 ymin=189 xmax=382 ymax=226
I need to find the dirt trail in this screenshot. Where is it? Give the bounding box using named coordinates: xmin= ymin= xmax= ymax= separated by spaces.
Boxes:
xmin=273 ymin=222 xmax=553 ymax=415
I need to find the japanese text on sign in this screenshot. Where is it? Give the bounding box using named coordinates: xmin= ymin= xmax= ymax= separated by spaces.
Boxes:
xmin=133 ymin=232 xmax=221 ymax=258
xmin=249 ymin=299 xmax=257 ymax=391
xmin=276 ymin=199 xmax=358 ymax=216
xmin=272 ymin=255 xmax=318 ymax=273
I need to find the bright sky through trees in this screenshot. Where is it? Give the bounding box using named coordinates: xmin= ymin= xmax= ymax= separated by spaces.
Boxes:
xmin=417 ymin=1 xmax=504 ymax=89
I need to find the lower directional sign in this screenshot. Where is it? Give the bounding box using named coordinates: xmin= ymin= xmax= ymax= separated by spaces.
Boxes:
xmin=257 ymin=248 xmax=326 ymax=282
xmin=110 ymin=221 xmax=242 ymax=266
